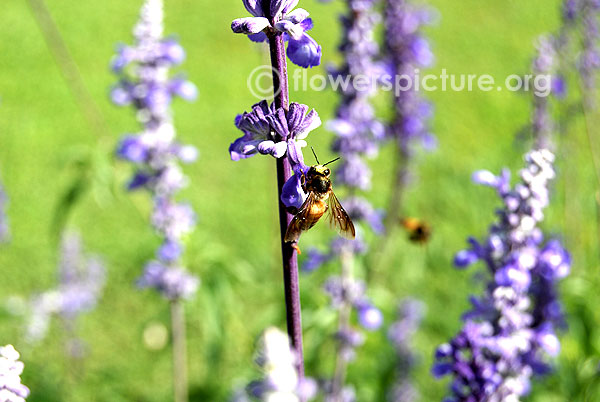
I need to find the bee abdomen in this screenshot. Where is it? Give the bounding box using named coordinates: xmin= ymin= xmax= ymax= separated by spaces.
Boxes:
xmin=303 ymin=202 xmax=327 ymax=229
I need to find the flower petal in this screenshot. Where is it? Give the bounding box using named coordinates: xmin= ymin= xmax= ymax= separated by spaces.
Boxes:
xmin=272 ymin=141 xmax=288 ymax=158
xmin=298 ymin=17 xmax=313 ymax=31
xmin=284 ymin=8 xmax=309 ymax=24
xmin=267 ymin=108 xmax=290 ymax=139
xmin=294 ymin=108 xmax=321 ymax=139
xmin=242 ymin=0 xmax=264 ymax=17
xmin=257 ymin=140 xmax=276 ymax=155
xmin=274 ymin=20 xmax=304 ymax=40
xmin=281 ymin=0 xmax=299 ymax=15
xmin=231 ymin=17 xmax=270 ymax=34
xmin=248 ymin=32 xmax=268 ymax=42
xmin=287 ymin=139 xmax=305 ymax=167
xmin=286 ymin=33 xmax=321 ymax=68
xmin=271 ymin=0 xmax=298 ymax=19
xmin=281 ymin=171 xmax=307 ymax=210
xmin=230 ymin=135 xmax=259 ymax=161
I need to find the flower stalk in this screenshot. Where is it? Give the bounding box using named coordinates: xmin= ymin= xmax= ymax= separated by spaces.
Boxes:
xmin=266 ymin=17 xmax=305 ymax=380
xmin=171 ymin=300 xmax=188 ymax=402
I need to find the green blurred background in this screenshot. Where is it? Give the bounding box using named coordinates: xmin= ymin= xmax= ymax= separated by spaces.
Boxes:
xmin=1 ymin=0 xmax=599 ymax=400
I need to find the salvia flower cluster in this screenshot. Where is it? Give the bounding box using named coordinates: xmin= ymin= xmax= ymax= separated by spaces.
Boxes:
xmin=327 ymin=0 xmax=385 ymax=196
xmin=112 ymin=0 xmax=199 ymax=300
xmin=235 ymin=327 xmax=317 ymax=402
xmin=383 ymin=0 xmax=436 ymax=224
xmin=384 ymin=0 xmax=435 ymax=151
xmin=314 ymin=0 xmax=387 ymax=258
xmin=230 ymin=101 xmax=320 ymax=166
xmin=301 ymin=0 xmax=386 ymax=395
xmin=530 ymin=35 xmax=563 ymax=149
xmin=27 ymin=232 xmax=106 ymax=343
xmin=433 ymin=149 xmax=570 ymax=402
xmin=0 ymin=345 xmax=29 ymax=402
xmin=229 ymin=99 xmax=325 ymax=216
xmin=324 ymin=273 xmax=383 ymax=346
xmin=232 ymin=0 xmax=322 ymax=68
xmin=577 ymin=0 xmax=600 ymax=94
xmin=387 ymin=299 xmax=424 ymax=402
xmin=302 ymin=0 xmax=385 ymax=285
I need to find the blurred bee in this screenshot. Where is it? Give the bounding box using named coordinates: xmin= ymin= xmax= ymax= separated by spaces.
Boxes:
xmin=400 ymin=217 xmax=431 ymax=244
xmin=284 ymin=149 xmax=355 ymax=243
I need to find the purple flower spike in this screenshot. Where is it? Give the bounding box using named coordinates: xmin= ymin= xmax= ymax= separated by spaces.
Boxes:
xmin=112 ymin=0 xmax=199 ymax=300
xmin=434 ymin=149 xmax=570 ymax=401
xmin=26 ymin=232 xmax=106 ymax=343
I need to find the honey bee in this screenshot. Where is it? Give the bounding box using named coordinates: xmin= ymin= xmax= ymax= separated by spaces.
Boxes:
xmin=400 ymin=217 xmax=432 ymax=244
xmin=284 ymin=149 xmax=356 ymax=243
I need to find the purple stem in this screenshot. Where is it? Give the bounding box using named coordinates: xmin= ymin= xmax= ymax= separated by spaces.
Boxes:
xmin=265 ymin=11 xmax=304 ymax=377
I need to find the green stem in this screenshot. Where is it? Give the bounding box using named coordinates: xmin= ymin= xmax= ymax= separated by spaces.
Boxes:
xmin=170 ymin=300 xmax=188 ymax=402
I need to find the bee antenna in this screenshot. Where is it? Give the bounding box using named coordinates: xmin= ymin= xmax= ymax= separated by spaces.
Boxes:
xmin=311 ymin=147 xmax=320 ymax=164
xmin=323 ymin=157 xmax=341 ymax=166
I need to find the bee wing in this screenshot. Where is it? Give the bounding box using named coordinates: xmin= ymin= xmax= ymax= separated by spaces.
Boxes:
xmin=284 ymin=192 xmax=320 ymax=243
xmin=327 ymin=190 xmax=356 ymax=239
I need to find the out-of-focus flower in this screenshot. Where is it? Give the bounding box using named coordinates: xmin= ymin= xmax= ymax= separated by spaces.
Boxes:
xmin=433 ymin=149 xmax=570 ymax=402
xmin=0 ymin=345 xmax=30 ymax=402
xmin=112 ymin=0 xmax=199 ymax=300
xmin=234 ymin=327 xmax=316 ymax=402
xmin=26 ymin=232 xmax=106 ymax=346
xmin=387 ymin=299 xmax=424 ymax=402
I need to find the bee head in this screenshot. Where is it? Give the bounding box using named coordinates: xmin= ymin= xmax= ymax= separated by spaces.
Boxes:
xmin=312 ymin=165 xmax=331 ymax=177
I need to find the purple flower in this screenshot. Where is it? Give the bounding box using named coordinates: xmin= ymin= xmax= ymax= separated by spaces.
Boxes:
xmin=138 ymin=261 xmax=199 ymax=301
xmin=285 ymin=20 xmax=322 ymax=68
xmin=385 ymin=0 xmax=436 ymax=154
xmin=434 ymin=149 xmax=570 ymax=401
xmin=356 ymin=301 xmax=383 ymax=330
xmin=26 ymin=232 xmax=106 ymax=342
xmin=112 ymin=0 xmax=199 ymax=300
xmin=230 ymin=101 xmax=320 ymax=169
xmin=301 ymin=249 xmax=331 ymax=272
xmin=231 ymin=0 xmax=322 ymax=68
xmin=0 ymin=345 xmax=30 ymax=401
xmin=387 ymin=299 xmax=425 ymax=402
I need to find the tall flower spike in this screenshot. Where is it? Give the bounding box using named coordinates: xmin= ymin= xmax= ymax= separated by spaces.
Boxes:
xmin=383 ymin=0 xmax=436 ymax=228
xmin=231 ymin=0 xmax=322 ymax=68
xmin=530 ymin=35 xmax=561 ymax=149
xmin=297 ymin=0 xmax=385 ymax=399
xmin=433 ymin=149 xmax=570 ymax=402
xmin=26 ymin=232 xmax=106 ymax=344
xmin=112 ymin=0 xmax=199 ymax=301
xmin=579 ymin=0 xmax=600 ymax=99
xmin=387 ymin=299 xmax=425 ymax=402
xmin=0 ymin=345 xmax=30 ymax=402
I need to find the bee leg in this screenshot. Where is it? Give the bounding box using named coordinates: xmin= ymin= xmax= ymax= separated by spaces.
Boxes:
xmin=291 ymin=243 xmax=302 ymax=255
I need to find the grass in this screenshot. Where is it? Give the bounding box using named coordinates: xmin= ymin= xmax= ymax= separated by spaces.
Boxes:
xmin=1 ymin=0 xmax=599 ymax=400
